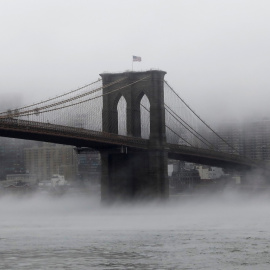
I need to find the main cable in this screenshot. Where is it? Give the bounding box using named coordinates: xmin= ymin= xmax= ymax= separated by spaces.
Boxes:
xmin=164 ymin=104 xmax=218 ymax=150
xmin=7 ymin=76 xmax=151 ymax=118
xmin=164 ymin=80 xmax=237 ymax=152
xmin=0 ymin=77 xmax=128 ymax=119
xmin=140 ymin=103 xmax=193 ymax=147
xmin=0 ymin=78 xmax=102 ymax=115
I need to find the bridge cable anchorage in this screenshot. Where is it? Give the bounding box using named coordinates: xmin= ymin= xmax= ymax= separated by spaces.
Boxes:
xmin=164 ymin=104 xmax=218 ymax=150
xmin=140 ymin=103 xmax=193 ymax=146
xmin=0 ymin=77 xmax=128 ymax=119
xmin=0 ymin=78 xmax=102 ymax=115
xmin=5 ymin=76 xmax=150 ymax=119
xmin=164 ymin=80 xmax=238 ymax=153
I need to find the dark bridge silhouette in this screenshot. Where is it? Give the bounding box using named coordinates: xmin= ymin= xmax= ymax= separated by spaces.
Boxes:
xmin=0 ymin=118 xmax=260 ymax=169
xmin=0 ymin=70 xmax=266 ymax=201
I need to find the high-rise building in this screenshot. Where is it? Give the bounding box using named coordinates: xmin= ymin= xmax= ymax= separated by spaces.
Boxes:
xmin=209 ymin=121 xmax=244 ymax=155
xmin=211 ymin=118 xmax=270 ymax=161
xmin=243 ymin=118 xmax=270 ymax=160
xmin=0 ymin=137 xmax=36 ymax=180
xmin=24 ymin=143 xmax=78 ymax=181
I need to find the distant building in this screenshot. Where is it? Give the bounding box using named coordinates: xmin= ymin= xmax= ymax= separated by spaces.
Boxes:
xmin=242 ymin=118 xmax=270 ymax=160
xmin=24 ymin=143 xmax=78 ymax=181
xmin=170 ymin=161 xmax=200 ymax=192
xmin=0 ymin=137 xmax=37 ymax=180
xmin=196 ymin=165 xmax=224 ymax=180
xmin=77 ymin=150 xmax=101 ymax=184
xmin=209 ymin=118 xmax=270 ymax=161
xmin=210 ymin=121 xmax=244 ymax=155
xmin=1 ymin=174 xmax=37 ymax=187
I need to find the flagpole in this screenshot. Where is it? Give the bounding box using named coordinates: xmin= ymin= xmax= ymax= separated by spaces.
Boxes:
xmin=132 ymin=56 xmax=141 ymax=71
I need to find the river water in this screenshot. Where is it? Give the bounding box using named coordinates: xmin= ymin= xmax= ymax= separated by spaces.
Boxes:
xmin=1 ymin=190 xmax=270 ymax=270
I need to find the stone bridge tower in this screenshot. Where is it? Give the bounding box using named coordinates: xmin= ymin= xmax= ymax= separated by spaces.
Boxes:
xmin=100 ymin=70 xmax=168 ymax=201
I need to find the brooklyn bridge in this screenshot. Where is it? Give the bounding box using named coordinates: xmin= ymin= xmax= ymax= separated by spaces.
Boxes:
xmin=0 ymin=70 xmax=266 ymax=201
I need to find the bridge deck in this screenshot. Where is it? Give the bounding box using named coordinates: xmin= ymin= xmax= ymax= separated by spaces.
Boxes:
xmin=0 ymin=118 xmax=264 ymax=170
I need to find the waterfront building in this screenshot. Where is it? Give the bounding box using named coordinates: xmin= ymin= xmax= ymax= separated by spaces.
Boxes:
xmin=77 ymin=151 xmax=101 ymax=185
xmin=0 ymin=137 xmax=36 ymax=180
xmin=1 ymin=174 xmax=37 ymax=187
xmin=170 ymin=161 xmax=201 ymax=192
xmin=196 ymin=165 xmax=224 ymax=180
xmin=24 ymin=143 xmax=78 ymax=182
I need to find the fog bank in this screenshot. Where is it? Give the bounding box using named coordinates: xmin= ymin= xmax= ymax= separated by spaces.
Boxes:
xmin=1 ymin=191 xmax=270 ymax=232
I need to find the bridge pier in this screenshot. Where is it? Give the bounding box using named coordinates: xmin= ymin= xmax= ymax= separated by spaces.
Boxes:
xmin=100 ymin=70 xmax=168 ymax=202
xmin=100 ymin=148 xmax=168 ymax=202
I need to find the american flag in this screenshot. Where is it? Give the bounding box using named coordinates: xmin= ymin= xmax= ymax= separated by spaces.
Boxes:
xmin=133 ymin=56 xmax=141 ymax=62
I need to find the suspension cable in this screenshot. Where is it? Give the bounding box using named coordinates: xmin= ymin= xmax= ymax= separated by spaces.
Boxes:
xmin=0 ymin=78 xmax=103 ymax=115
xmin=1 ymin=77 xmax=128 ymax=118
xmin=140 ymin=103 xmax=193 ymax=147
xmin=164 ymin=104 xmax=218 ymax=150
xmin=165 ymin=107 xmax=212 ymax=148
xmin=7 ymin=76 xmax=150 ymax=118
xmin=164 ymin=80 xmax=237 ymax=152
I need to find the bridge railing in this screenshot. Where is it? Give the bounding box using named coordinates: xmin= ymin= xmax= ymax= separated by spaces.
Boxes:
xmin=166 ymin=143 xmax=263 ymax=167
xmin=0 ymin=118 xmax=148 ymax=149
xmin=0 ymin=117 xmax=266 ymax=169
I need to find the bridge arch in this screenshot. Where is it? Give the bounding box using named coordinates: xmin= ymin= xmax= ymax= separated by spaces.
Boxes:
xmin=134 ymin=91 xmax=150 ymax=139
xmin=116 ymin=95 xmax=127 ymax=136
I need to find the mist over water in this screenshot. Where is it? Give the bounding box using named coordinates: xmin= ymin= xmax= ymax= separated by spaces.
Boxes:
xmin=1 ymin=190 xmax=270 ymax=269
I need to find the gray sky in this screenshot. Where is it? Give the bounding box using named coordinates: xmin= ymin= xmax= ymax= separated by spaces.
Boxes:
xmin=1 ymin=0 xmax=270 ymax=123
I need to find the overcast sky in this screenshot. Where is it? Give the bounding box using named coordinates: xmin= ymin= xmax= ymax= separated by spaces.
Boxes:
xmin=1 ymin=0 xmax=270 ymax=123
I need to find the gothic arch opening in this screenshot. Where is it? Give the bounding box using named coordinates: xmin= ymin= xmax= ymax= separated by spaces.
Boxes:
xmin=117 ymin=95 xmax=127 ymax=136
xmin=140 ymin=94 xmax=150 ymax=139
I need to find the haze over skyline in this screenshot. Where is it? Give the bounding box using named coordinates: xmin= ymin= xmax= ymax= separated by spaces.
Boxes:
xmin=1 ymin=0 xmax=270 ymax=123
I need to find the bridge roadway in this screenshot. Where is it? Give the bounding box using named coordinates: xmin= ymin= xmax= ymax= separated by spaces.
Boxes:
xmin=0 ymin=118 xmax=263 ymax=170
